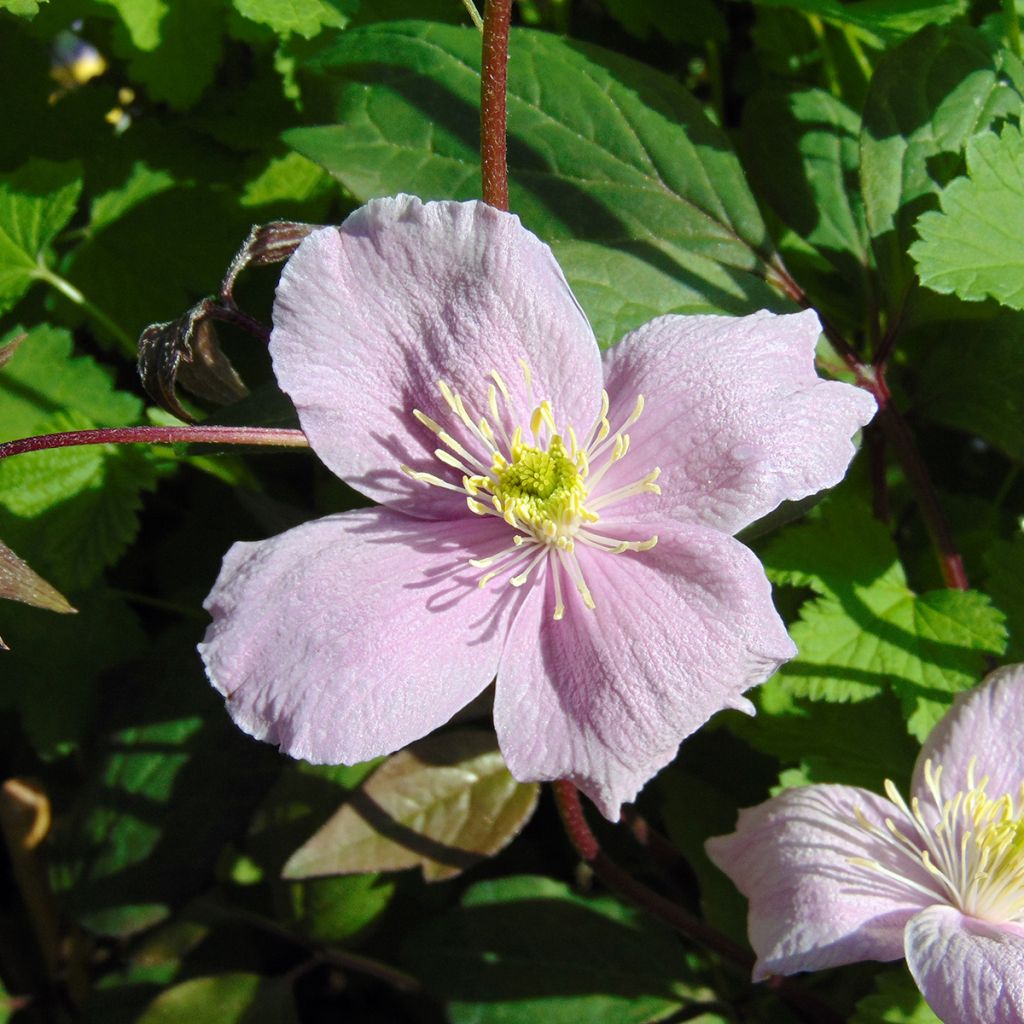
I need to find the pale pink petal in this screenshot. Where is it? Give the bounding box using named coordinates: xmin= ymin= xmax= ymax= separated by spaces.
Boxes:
xmin=913 ymin=664 xmax=1024 ymax=803
xmin=598 ymin=310 xmax=877 ymax=534
xmin=199 ymin=507 xmax=518 ymax=764
xmin=906 ymin=905 xmax=1024 ymax=1024
xmin=706 ymin=785 xmax=936 ymax=980
xmin=493 ymin=521 xmax=796 ymax=819
xmin=271 ymin=195 xmax=603 ymax=518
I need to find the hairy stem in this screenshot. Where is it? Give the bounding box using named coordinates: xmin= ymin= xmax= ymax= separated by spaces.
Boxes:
xmin=0 ymin=425 xmax=309 ymax=462
xmin=480 ymin=0 xmax=512 ymax=211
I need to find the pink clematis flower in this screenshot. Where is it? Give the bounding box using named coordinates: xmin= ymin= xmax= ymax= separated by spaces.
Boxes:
xmin=199 ymin=195 xmax=875 ymax=819
xmin=706 ymin=666 xmax=1024 ymax=1023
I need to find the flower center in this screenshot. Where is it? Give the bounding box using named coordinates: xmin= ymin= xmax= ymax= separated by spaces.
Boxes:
xmin=400 ymin=360 xmax=660 ymax=620
xmin=851 ymin=758 xmax=1024 ymax=923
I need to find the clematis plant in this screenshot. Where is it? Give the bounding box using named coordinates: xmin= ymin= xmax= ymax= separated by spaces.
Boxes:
xmin=199 ymin=193 xmax=875 ymax=819
xmin=707 ymin=665 xmax=1024 ymax=1023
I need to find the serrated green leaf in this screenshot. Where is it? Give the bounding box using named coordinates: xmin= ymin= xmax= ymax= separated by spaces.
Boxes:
xmin=403 ymin=875 xmax=713 ymax=1024
xmin=0 ymin=159 xmax=81 ymax=314
xmin=0 ymin=324 xmax=142 ymax=435
xmin=910 ymin=310 xmax=1024 ymax=460
xmin=286 ymin=22 xmax=790 ymax=342
xmin=136 ymin=974 xmax=298 ymax=1024
xmin=0 ymin=411 xmax=158 ymax=590
xmin=283 ymin=729 xmax=539 ymax=883
xmin=911 ymin=125 xmax=1024 ymax=307
xmin=763 ymin=492 xmax=1006 ymax=738
xmin=860 ymin=25 xmax=1024 ymax=314
xmin=233 ymin=0 xmax=354 ymax=38
xmin=851 ymin=968 xmax=941 ymax=1023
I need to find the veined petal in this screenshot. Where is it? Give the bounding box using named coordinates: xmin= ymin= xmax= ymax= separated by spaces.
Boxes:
xmin=493 ymin=521 xmax=795 ymax=819
xmin=912 ymin=664 xmax=1024 ymax=804
xmin=271 ymin=196 xmax=603 ymax=519
xmin=706 ymin=784 xmax=934 ymax=980
xmin=599 ymin=310 xmax=876 ymax=534
xmin=199 ymin=508 xmax=516 ymax=764
xmin=906 ymin=906 xmax=1024 ymax=1024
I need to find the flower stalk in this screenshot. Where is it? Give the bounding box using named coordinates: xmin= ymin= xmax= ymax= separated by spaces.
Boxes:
xmin=480 ymin=0 xmax=511 ymax=211
xmin=0 ymin=425 xmax=309 ymax=462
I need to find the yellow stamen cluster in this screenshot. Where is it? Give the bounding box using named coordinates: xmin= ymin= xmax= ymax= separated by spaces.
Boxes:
xmin=851 ymin=758 xmax=1024 ymax=923
xmin=400 ymin=361 xmax=660 ymax=620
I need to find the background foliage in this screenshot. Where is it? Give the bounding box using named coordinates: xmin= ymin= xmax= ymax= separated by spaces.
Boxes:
xmin=0 ymin=0 xmax=1021 ymax=1021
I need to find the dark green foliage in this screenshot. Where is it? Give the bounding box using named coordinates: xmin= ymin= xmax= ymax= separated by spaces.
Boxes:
xmin=0 ymin=2 xmax=1020 ymax=1022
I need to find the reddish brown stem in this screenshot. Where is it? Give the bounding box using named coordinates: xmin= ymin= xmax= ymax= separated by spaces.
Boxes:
xmin=551 ymin=782 xmax=844 ymax=1024
xmin=777 ymin=263 xmax=967 ymax=590
xmin=480 ymin=0 xmax=511 ymax=211
xmin=552 ymin=782 xmax=749 ymax=963
xmin=0 ymin=425 xmax=309 ymax=462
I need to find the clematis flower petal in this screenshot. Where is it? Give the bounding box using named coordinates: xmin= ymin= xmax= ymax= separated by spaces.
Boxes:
xmin=912 ymin=663 xmax=1024 ymax=803
xmin=905 ymin=905 xmax=1024 ymax=1024
xmin=270 ymin=195 xmax=603 ymax=519
xmin=706 ymin=784 xmax=934 ymax=979
xmin=493 ymin=521 xmax=796 ymax=819
xmin=200 ymin=507 xmax=518 ymax=764
xmin=599 ymin=310 xmax=877 ymax=534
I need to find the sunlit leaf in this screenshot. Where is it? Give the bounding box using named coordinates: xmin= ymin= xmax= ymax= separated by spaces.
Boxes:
xmin=0 ymin=159 xmax=81 ymax=314
xmin=284 ymin=729 xmax=539 ymax=882
xmin=286 ymin=22 xmax=791 ymax=343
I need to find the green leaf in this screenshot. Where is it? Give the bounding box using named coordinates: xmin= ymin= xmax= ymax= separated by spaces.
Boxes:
xmin=0 ymin=588 xmax=144 ymax=757
xmin=136 ymin=974 xmax=298 ymax=1024
xmin=985 ymin=534 xmax=1024 ymax=661
xmin=911 ymin=125 xmax=1024 ymax=307
xmin=233 ymin=0 xmax=355 ymax=38
xmin=602 ymin=0 xmax=725 ymax=44
xmin=403 ymin=875 xmax=714 ymax=1024
xmin=88 ymin=161 xmax=177 ymax=235
xmin=752 ymin=0 xmax=967 ymax=44
xmin=118 ymin=0 xmax=226 ymax=109
xmin=860 ymin=25 xmax=1024 ymax=314
xmin=910 ymin=310 xmax=1024 ymax=460
xmin=96 ymin=0 xmax=169 ymax=49
xmin=51 ymin=629 xmax=279 ymax=935
xmin=730 ymin=688 xmax=920 ymax=792
xmin=286 ymin=22 xmax=790 ymax=343
xmin=0 ymin=416 xmax=159 ymax=590
xmin=0 ymin=0 xmax=48 ymax=15
xmin=742 ymin=88 xmax=874 ymax=326
xmin=763 ymin=491 xmax=1007 ymax=738
xmin=283 ymin=729 xmax=539 ymax=883
xmin=0 ymin=159 xmax=81 ymax=314
xmin=0 ymin=324 xmax=142 ymax=436
xmin=246 ymin=760 xmax=395 ymax=944
xmin=851 ymin=968 xmax=941 ymax=1023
